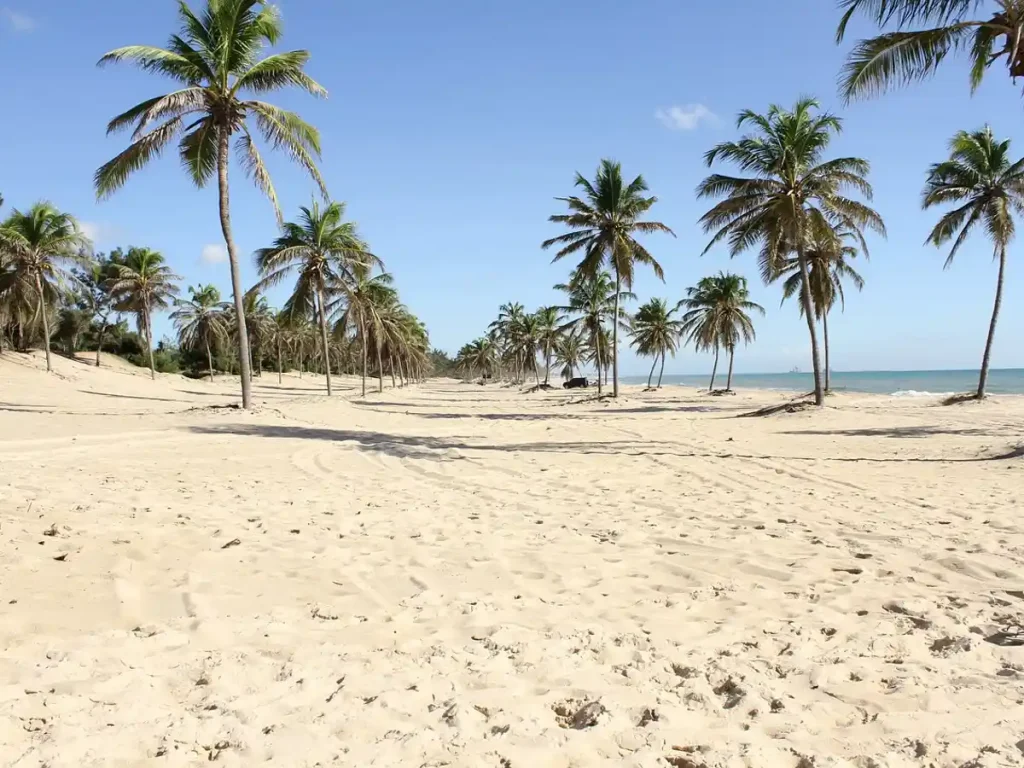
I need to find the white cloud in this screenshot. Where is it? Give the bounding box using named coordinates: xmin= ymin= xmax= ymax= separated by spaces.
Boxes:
xmin=79 ymin=221 xmax=119 ymax=246
xmin=1 ymin=8 xmax=35 ymax=32
xmin=655 ymin=104 xmax=717 ymax=131
xmin=201 ymin=244 xmax=228 ymax=265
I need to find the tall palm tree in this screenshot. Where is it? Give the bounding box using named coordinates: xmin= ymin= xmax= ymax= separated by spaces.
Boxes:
xmin=555 ymin=270 xmax=634 ymax=396
xmin=629 ymin=298 xmax=684 ymax=389
xmin=836 ymin=1 xmax=1024 ymax=101
xmin=171 ymin=283 xmax=230 ymax=381
xmin=107 ymin=248 xmax=181 ymax=379
xmin=773 ymin=224 xmax=866 ymax=391
xmin=0 ymin=202 xmax=92 ymax=371
xmin=534 ymin=306 xmax=565 ymax=385
xmin=679 ymin=273 xmax=764 ymax=392
xmin=542 ymin=159 xmax=675 ymax=397
xmin=96 ymin=0 xmax=329 ymax=409
xmin=489 ymin=302 xmax=527 ymax=382
xmin=923 ymin=127 xmax=1024 ymax=398
xmin=697 ymin=99 xmax=885 ymax=405
xmin=239 ymin=289 xmax=275 ymax=378
xmin=255 ymin=201 xmax=379 ymax=396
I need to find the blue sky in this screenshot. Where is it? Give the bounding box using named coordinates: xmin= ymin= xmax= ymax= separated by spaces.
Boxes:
xmin=2 ymin=0 xmax=1022 ymax=375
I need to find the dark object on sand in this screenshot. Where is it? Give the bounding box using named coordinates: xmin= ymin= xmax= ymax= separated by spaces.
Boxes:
xmin=563 ymin=377 xmax=589 ymax=390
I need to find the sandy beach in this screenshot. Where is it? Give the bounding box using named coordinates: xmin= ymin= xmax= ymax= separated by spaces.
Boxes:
xmin=2 ymin=351 xmax=1023 ymax=767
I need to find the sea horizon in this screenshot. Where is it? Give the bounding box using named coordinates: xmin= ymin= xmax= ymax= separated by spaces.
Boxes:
xmin=620 ymin=367 xmax=1024 ymax=396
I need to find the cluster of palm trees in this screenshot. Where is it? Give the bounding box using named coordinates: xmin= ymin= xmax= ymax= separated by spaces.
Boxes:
xmin=3 ymin=1 xmax=1020 ymax=406
xmin=0 ymin=0 xmax=431 ymax=404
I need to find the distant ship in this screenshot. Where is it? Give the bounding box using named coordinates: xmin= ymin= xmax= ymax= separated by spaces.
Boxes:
xmin=789 ymin=366 xmax=801 ymax=374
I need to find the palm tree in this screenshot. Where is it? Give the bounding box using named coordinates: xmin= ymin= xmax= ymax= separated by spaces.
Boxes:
xmin=256 ymin=201 xmax=379 ymax=396
xmin=773 ymin=224 xmax=866 ymax=391
xmin=542 ymin=159 xmax=675 ymax=397
xmin=629 ymin=298 xmax=684 ymax=389
xmin=107 ymin=248 xmax=181 ymax=379
xmin=239 ymin=290 xmax=275 ymax=378
xmin=555 ymin=270 xmax=634 ymax=395
xmin=534 ymin=306 xmax=565 ymax=385
xmin=330 ymin=267 xmax=396 ymax=396
xmin=76 ymin=255 xmax=122 ymax=367
xmin=171 ymin=283 xmax=230 ymax=381
xmin=0 ymin=202 xmax=92 ymax=371
xmin=836 ymin=1 xmax=1024 ymax=101
xmin=489 ymin=302 xmax=527 ymax=382
xmin=923 ymin=127 xmax=1024 ymax=398
xmin=96 ymin=0 xmax=328 ymax=409
xmin=679 ymin=273 xmax=764 ymax=392
xmin=697 ymin=99 xmax=885 ymax=405
xmin=553 ymin=329 xmax=585 ymax=381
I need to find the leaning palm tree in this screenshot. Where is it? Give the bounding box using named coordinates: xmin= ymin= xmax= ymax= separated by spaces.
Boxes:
xmin=171 ymin=283 xmax=230 ymax=381
xmin=255 ymin=201 xmax=379 ymax=396
xmin=330 ymin=267 xmax=396 ymax=396
xmin=836 ymin=1 xmax=1024 ymax=101
xmin=542 ymin=159 xmax=675 ymax=397
xmin=679 ymin=273 xmax=764 ymax=392
xmin=774 ymin=223 xmax=866 ymax=391
xmin=96 ymin=0 xmax=328 ymax=409
xmin=0 ymin=202 xmax=92 ymax=371
xmin=629 ymin=298 xmax=684 ymax=389
xmin=107 ymin=248 xmax=181 ymax=379
xmin=697 ymin=99 xmax=885 ymax=405
xmin=923 ymin=126 xmax=1024 ymax=398
xmin=534 ymin=306 xmax=565 ymax=385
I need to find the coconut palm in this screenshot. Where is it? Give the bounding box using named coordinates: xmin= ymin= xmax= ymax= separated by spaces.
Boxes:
xmin=329 ymin=267 xmax=396 ymax=396
xmin=75 ymin=255 xmax=122 ymax=367
xmin=238 ymin=290 xmax=275 ymax=378
xmin=555 ymin=270 xmax=634 ymax=396
xmin=773 ymin=223 xmax=866 ymax=391
xmin=107 ymin=248 xmax=181 ymax=379
xmin=553 ymin=329 xmax=585 ymax=381
xmin=460 ymin=337 xmax=497 ymax=380
xmin=0 ymin=202 xmax=93 ymax=371
xmin=697 ymin=99 xmax=885 ymax=405
xmin=542 ymin=159 xmax=674 ymax=397
xmin=96 ymin=0 xmax=329 ymax=409
xmin=256 ymin=201 xmax=379 ymax=396
xmin=679 ymin=273 xmax=764 ymax=392
xmin=534 ymin=306 xmax=565 ymax=385
xmin=836 ymin=1 xmax=1024 ymax=101
xmin=489 ymin=302 xmax=527 ymax=382
xmin=171 ymin=283 xmax=230 ymax=381
xmin=629 ymin=298 xmax=684 ymax=389
xmin=923 ymin=127 xmax=1024 ymax=398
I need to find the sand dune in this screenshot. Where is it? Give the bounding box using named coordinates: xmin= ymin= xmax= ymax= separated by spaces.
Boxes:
xmin=2 ymin=351 xmax=1023 ymax=767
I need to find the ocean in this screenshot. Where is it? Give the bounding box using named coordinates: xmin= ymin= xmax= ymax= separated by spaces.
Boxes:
xmin=620 ymin=369 xmax=1024 ymax=396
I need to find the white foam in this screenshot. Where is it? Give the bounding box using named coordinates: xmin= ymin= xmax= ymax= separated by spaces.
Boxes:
xmin=890 ymin=390 xmax=955 ymax=398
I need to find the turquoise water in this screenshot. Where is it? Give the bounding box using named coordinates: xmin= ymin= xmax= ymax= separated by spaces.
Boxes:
xmin=621 ymin=369 xmax=1024 ymax=396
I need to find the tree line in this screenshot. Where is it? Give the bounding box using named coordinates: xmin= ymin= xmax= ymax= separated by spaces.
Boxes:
xmin=0 ymin=1 xmax=433 ymax=401
xmin=455 ymin=1 xmax=1024 ymax=404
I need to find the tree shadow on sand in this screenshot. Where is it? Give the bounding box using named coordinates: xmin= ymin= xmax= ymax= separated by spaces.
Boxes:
xmin=187 ymin=423 xmax=1024 ymax=464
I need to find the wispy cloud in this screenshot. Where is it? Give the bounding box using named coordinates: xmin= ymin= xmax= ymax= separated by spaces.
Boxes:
xmin=79 ymin=221 xmax=120 ymax=246
xmin=201 ymin=244 xmax=228 ymax=265
xmin=655 ymin=104 xmax=717 ymax=131
xmin=1 ymin=7 xmax=35 ymax=32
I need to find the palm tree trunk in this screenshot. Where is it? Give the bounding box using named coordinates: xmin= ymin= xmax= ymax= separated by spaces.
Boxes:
xmin=397 ymin=358 xmax=406 ymax=387
xmin=796 ymin=245 xmax=825 ymax=405
xmin=144 ymin=310 xmax=155 ymax=380
xmin=726 ymin=346 xmax=735 ymax=391
xmin=612 ymin=269 xmax=621 ymax=398
xmin=709 ymin=347 xmax=719 ymax=392
xmin=216 ymin=127 xmax=253 ymax=408
xmin=360 ymin=320 xmax=368 ymax=397
xmin=34 ymin=272 xmax=53 ymax=373
xmin=544 ymin=343 xmax=551 ymax=385
xmin=593 ymin=325 xmax=603 ymax=396
xmin=977 ymin=244 xmax=1007 ymax=398
xmin=277 ymin=336 xmax=283 ymax=385
xmin=376 ymin=343 xmax=384 ymax=393
xmin=315 ymin=284 xmax=333 ymax=396
xmin=389 ymin=355 xmax=397 ymax=388
xmin=206 ymin=338 xmax=215 ymax=382
xmin=822 ymin=311 xmax=831 ymax=392
xmin=95 ymin=328 xmax=104 ymax=367
xmin=646 ymin=355 xmax=657 ymax=388
xmin=657 ymin=350 xmax=666 ymax=388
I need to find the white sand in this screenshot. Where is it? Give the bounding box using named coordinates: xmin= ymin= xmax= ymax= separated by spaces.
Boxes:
xmin=2 ymin=350 xmax=1023 ymax=767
